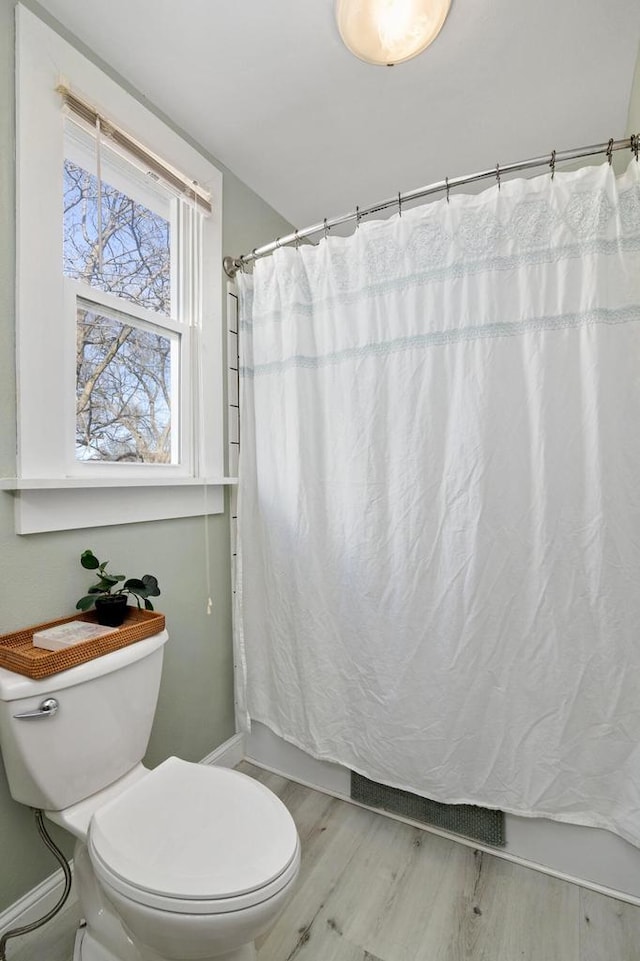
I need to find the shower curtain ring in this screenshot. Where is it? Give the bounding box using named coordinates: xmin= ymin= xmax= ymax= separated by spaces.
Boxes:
xmin=606 ymin=138 xmax=614 ymax=165
xmin=294 ymin=230 xmax=300 ymax=249
xmin=496 ymin=163 xmax=501 ymax=190
xmin=632 ymin=134 xmax=639 ymax=162
xmin=397 ymin=192 xmax=402 ymax=217
xmin=549 ymin=149 xmax=556 ymax=180
xmin=323 ymin=218 xmax=329 ymax=240
xmin=355 ymin=205 xmax=361 ymax=230
xmin=445 ymin=177 xmax=450 ymax=203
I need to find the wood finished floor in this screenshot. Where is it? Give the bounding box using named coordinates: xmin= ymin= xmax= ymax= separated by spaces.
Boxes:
xmin=6 ymin=762 xmax=640 ymax=961
xmin=244 ymin=763 xmax=640 ymax=961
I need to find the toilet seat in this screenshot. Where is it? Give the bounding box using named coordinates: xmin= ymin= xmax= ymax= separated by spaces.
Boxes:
xmin=88 ymin=757 xmax=300 ymax=915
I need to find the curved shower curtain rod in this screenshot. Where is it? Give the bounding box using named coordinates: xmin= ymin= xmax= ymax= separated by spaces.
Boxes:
xmin=223 ymin=134 xmax=640 ymax=278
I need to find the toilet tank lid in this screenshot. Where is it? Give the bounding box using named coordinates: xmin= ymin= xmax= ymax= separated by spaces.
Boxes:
xmin=89 ymin=757 xmax=299 ymax=901
xmin=0 ymin=630 xmax=168 ymax=701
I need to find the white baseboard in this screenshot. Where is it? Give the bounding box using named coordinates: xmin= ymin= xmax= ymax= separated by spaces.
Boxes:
xmin=200 ymin=732 xmax=245 ymax=769
xmin=0 ymin=863 xmax=77 ymax=937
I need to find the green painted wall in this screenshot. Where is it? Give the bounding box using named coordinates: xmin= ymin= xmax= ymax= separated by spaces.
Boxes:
xmin=0 ymin=0 xmax=292 ymax=914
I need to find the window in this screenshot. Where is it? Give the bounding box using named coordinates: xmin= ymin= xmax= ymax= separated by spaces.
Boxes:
xmin=74 ymin=299 xmax=176 ymax=464
xmin=11 ymin=6 xmax=224 ymax=532
xmin=63 ymin=119 xmax=192 ymax=469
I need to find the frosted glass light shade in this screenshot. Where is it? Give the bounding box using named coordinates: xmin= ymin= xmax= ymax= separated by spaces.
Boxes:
xmin=336 ymin=0 xmax=452 ymax=66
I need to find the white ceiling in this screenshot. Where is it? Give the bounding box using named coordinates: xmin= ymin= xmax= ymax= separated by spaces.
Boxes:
xmin=35 ymin=0 xmax=640 ymax=237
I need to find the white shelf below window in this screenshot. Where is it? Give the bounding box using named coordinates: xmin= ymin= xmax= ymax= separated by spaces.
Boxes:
xmin=2 ymin=480 xmax=232 ymax=534
xmin=0 ymin=477 xmax=238 ymax=490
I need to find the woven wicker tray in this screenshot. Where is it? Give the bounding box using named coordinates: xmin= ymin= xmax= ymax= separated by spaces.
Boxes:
xmin=0 ymin=608 xmax=165 ymax=679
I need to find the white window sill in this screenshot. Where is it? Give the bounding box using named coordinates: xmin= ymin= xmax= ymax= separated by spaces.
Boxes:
xmin=0 ymin=477 xmax=238 ymax=489
xmin=1 ymin=479 xmax=236 ymax=534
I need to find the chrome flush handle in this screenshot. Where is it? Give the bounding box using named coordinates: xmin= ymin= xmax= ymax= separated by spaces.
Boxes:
xmin=14 ymin=697 xmax=59 ymax=720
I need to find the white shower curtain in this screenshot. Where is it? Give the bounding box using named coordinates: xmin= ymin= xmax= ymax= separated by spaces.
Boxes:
xmin=236 ymin=159 xmax=640 ymax=846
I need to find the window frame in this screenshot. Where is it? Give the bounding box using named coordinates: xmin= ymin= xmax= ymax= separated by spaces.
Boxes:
xmin=10 ymin=6 xmax=226 ymax=533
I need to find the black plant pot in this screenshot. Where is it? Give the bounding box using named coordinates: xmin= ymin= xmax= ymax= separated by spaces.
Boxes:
xmin=94 ymin=594 xmax=129 ymax=627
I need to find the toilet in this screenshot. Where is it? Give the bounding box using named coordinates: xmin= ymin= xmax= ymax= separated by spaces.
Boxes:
xmin=0 ymin=630 xmax=300 ymax=961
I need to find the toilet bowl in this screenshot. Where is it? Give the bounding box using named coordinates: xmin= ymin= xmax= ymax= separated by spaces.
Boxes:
xmin=86 ymin=757 xmax=301 ymax=961
xmin=0 ymin=631 xmax=301 ymax=961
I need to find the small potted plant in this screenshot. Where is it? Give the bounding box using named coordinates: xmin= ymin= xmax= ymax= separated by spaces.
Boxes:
xmin=76 ymin=549 xmax=161 ymax=627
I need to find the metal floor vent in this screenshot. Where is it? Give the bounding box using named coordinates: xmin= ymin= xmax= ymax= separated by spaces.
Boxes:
xmin=350 ymin=771 xmax=505 ymax=848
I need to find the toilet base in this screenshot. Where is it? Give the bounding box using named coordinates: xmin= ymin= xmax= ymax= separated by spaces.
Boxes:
xmin=74 ymin=923 xmax=257 ymax=961
xmin=74 ymin=925 xmax=137 ymax=961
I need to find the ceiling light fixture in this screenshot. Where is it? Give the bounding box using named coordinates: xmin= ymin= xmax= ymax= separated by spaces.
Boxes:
xmin=336 ymin=0 xmax=452 ymax=66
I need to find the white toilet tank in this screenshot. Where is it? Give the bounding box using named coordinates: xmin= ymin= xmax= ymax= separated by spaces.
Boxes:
xmin=0 ymin=630 xmax=168 ymax=811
